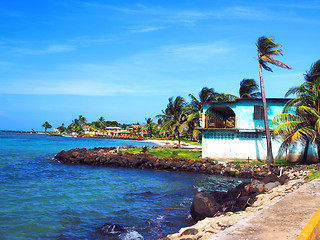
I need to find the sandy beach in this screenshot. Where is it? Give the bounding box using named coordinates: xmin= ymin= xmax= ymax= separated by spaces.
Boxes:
xmin=141 ymin=139 xmax=201 ymax=149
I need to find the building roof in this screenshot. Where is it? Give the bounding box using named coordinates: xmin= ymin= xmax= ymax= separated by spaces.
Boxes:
xmin=106 ymin=127 xmax=122 ymax=129
xmin=202 ymin=98 xmax=293 ymax=106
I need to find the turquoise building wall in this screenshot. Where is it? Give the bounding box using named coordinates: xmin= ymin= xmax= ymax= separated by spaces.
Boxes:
xmin=201 ymin=98 xmax=295 ymax=160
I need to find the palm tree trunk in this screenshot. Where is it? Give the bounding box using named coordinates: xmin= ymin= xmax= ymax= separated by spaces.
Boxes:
xmin=259 ymin=63 xmax=274 ymax=165
xmin=301 ymin=140 xmax=309 ymax=163
xmin=317 ymin=142 xmax=320 ymax=162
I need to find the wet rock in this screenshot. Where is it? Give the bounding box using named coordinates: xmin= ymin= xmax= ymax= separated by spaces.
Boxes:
xmin=97 ymin=223 xmax=126 ymax=236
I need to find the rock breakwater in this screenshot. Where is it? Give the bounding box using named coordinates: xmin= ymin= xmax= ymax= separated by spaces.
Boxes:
xmin=54 ymin=146 xmax=309 ymax=180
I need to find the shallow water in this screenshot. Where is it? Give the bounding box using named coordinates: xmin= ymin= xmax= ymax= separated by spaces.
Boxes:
xmin=0 ymin=132 xmax=245 ymax=239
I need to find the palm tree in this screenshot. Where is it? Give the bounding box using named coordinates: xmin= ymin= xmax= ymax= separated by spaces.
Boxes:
xmin=285 ymin=60 xmax=320 ymax=111
xmin=157 ymin=96 xmax=187 ymax=147
xmin=145 ymin=118 xmax=154 ymax=137
xmin=239 ymin=79 xmax=261 ymax=98
xmin=189 ymin=87 xmax=218 ymax=112
xmin=257 ymin=36 xmax=291 ymax=165
xmin=78 ymin=115 xmax=87 ymax=127
xmin=42 ymin=121 xmax=52 ymax=132
xmin=272 ymin=106 xmax=320 ymax=162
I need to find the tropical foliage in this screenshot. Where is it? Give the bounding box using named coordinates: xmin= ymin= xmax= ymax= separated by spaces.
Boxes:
xmin=157 ymin=96 xmax=187 ymax=146
xmin=257 ymin=36 xmax=291 ymax=164
xmin=42 ymin=121 xmax=52 ymax=132
xmin=272 ymin=106 xmax=320 ymax=162
xmin=273 ymin=59 xmax=320 ymax=163
xmin=239 ymin=79 xmax=261 ymax=98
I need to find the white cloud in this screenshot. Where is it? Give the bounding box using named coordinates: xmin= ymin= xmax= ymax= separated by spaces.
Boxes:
xmin=163 ymin=42 xmax=232 ymax=61
xmin=131 ymin=26 xmax=166 ymax=33
xmin=14 ymin=44 xmax=75 ymax=55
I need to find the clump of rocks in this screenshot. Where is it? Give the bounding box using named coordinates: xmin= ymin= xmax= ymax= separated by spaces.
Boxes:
xmin=190 ymin=173 xmax=289 ymax=221
xmin=164 ymin=178 xmax=306 ymax=240
xmin=54 ymin=147 xmax=297 ymax=179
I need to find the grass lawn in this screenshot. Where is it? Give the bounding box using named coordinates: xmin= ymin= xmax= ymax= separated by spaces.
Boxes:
xmin=124 ymin=147 xmax=202 ymax=161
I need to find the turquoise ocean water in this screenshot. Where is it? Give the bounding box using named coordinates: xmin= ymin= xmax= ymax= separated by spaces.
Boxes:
xmin=0 ymin=132 xmax=244 ymax=239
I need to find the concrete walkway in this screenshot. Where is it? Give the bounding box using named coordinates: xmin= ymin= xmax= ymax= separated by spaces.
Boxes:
xmin=209 ymin=178 xmax=320 ymax=240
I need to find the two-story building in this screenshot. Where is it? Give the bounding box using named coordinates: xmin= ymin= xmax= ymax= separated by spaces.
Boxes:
xmin=200 ymin=98 xmax=294 ymax=161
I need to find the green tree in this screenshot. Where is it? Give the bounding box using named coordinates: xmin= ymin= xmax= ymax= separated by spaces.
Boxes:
xmin=67 ymin=119 xmax=84 ymax=136
xmin=257 ymin=36 xmax=291 ymax=165
xmin=272 ymin=106 xmax=320 ymax=163
xmin=285 ymin=60 xmax=320 ymax=110
xmin=42 ymin=121 xmax=52 ymax=132
xmin=239 ymin=79 xmax=261 ymax=98
xmin=78 ymin=115 xmax=87 ymax=127
xmin=145 ymin=118 xmax=154 ymax=137
xmin=189 ymin=87 xmax=218 ymax=112
xmin=57 ymin=123 xmax=67 ymax=133
xmin=157 ymin=96 xmax=187 ymax=146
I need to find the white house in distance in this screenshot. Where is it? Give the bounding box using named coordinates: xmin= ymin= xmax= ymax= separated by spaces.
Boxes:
xmin=200 ymin=98 xmax=296 ymax=161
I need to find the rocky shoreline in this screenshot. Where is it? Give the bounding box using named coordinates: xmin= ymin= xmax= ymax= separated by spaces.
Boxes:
xmin=54 ymin=145 xmax=299 ymax=179
xmin=53 ymin=146 xmax=315 ymax=240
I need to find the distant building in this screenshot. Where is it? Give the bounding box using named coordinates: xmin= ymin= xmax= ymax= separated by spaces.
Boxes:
xmin=106 ymin=127 xmax=123 ymax=136
xmin=117 ymin=131 xmax=131 ymax=137
xmin=82 ymin=125 xmax=91 ymax=134
xmin=200 ymin=98 xmax=295 ymax=161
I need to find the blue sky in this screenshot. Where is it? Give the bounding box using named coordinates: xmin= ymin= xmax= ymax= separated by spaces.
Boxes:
xmin=1 ymin=0 xmax=320 ymax=130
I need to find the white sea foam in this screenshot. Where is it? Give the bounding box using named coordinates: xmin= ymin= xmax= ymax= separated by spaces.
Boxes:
xmin=121 ymin=230 xmax=144 ymax=240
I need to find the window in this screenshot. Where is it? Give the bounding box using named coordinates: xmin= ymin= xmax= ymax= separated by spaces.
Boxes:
xmin=254 ymin=105 xmax=264 ymax=120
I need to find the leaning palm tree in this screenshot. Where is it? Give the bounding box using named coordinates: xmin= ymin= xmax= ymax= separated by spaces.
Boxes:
xmin=257 ymin=36 xmax=292 ymax=164
xmin=272 ymin=106 xmax=320 ymax=163
xmin=239 ymin=79 xmax=261 ymax=98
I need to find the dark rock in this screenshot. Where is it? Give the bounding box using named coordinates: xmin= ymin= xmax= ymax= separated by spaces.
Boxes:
xmin=190 ymin=192 xmax=222 ymax=221
xmin=279 ymin=174 xmax=290 ymax=185
xmin=262 ymin=173 xmax=279 ymax=184
xmin=96 ymin=223 xmax=126 ymax=236
xmin=180 ymin=228 xmax=198 ymax=236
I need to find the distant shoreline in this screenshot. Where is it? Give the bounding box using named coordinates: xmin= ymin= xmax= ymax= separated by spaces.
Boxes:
xmin=2 ymin=130 xmax=201 ymax=149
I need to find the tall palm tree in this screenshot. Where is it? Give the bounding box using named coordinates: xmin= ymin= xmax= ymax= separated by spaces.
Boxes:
xmin=42 ymin=121 xmax=52 ymax=132
xmin=257 ymin=36 xmax=291 ymax=165
xmin=239 ymin=79 xmax=261 ymax=98
xmin=272 ymin=106 xmax=320 ymax=162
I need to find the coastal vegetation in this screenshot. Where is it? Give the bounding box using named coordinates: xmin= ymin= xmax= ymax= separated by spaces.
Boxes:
xmin=124 ymin=147 xmax=202 ymax=160
xmin=256 ymin=36 xmax=292 ymax=165
xmin=272 ymin=59 xmax=320 ymax=163
xmin=42 ymin=121 xmax=52 ymax=132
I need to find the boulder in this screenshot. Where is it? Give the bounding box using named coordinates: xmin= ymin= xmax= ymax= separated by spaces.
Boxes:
xmin=279 ymin=174 xmax=290 ymax=185
xmin=262 ymin=173 xmax=279 ymax=184
xmin=244 ymin=180 xmax=265 ymax=193
xmin=264 ymin=181 xmax=280 ymax=192
xmin=96 ymin=223 xmax=126 ymax=236
xmin=190 ymin=192 xmax=222 ymax=221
